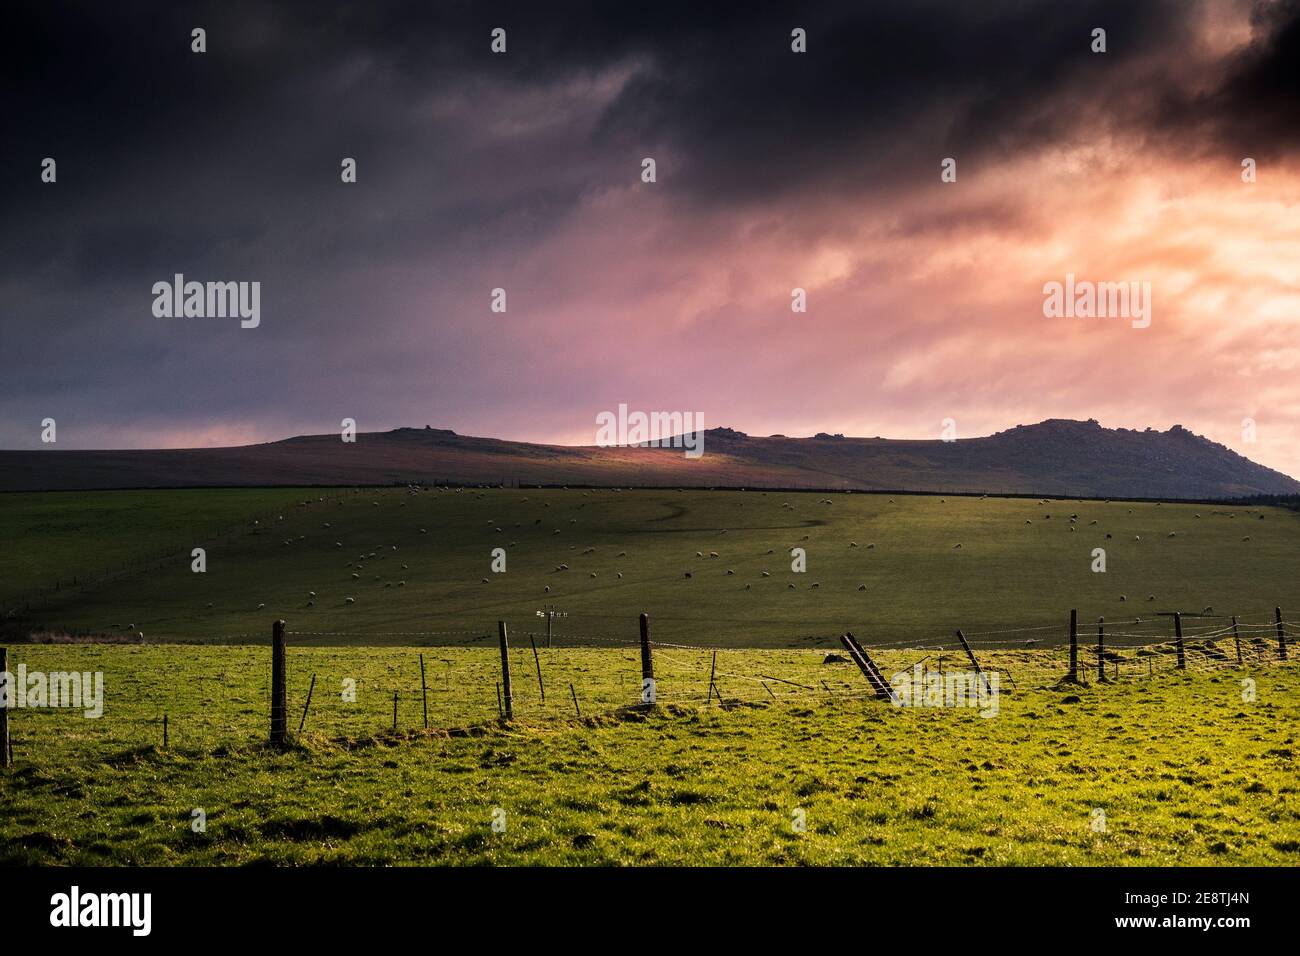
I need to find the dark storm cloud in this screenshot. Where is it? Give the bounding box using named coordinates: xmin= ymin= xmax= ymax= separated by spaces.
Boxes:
xmin=1 ymin=0 xmax=1297 ymax=450
xmin=1155 ymin=0 xmax=1300 ymax=157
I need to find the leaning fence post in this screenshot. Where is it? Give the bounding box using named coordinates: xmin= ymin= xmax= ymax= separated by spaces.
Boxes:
xmin=955 ymin=629 xmax=993 ymax=697
xmin=1232 ymin=616 xmax=1243 ymax=666
xmin=270 ymin=620 xmax=288 ymax=744
xmin=639 ymin=612 xmax=655 ymax=705
xmin=529 ymin=634 xmax=546 ymax=704
xmin=0 ymin=647 xmax=10 ymax=768
xmin=1275 ymin=607 xmax=1288 ymax=661
xmin=1068 ymin=608 xmax=1078 ymax=681
xmin=498 ymin=621 xmax=514 ymax=720
xmin=569 ymin=682 xmax=581 ymax=717
xmin=419 ymin=654 xmax=428 ymax=729
xmin=1174 ymin=612 xmax=1186 ymax=670
xmin=1097 ymin=617 xmax=1105 ymax=682
xmin=299 ymin=673 xmax=317 ymax=732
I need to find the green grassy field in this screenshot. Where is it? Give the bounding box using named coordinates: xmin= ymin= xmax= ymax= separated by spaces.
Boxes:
xmin=6 ymin=487 xmax=1299 ymax=647
xmin=4 ymin=486 xmax=1298 ymax=866
xmin=2 ymin=642 xmax=1297 ymax=865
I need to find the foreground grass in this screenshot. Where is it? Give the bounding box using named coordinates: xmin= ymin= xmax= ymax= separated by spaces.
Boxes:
xmin=3 ymin=644 xmax=1297 ymax=865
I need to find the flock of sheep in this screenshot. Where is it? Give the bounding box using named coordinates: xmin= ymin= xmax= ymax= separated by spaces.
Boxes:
xmin=196 ymin=488 xmax=1272 ymax=614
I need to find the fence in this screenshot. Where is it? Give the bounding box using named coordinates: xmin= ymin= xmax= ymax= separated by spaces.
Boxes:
xmin=0 ymin=606 xmax=1295 ymax=764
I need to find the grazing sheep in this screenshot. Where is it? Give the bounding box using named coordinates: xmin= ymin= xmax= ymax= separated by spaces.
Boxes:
xmin=336 ymin=542 xmax=342 ymax=548
xmin=745 ymin=584 xmax=751 ymax=589
xmin=1134 ymin=535 xmax=1141 ymax=541
xmin=1242 ymin=535 xmax=1252 ymax=541
xmin=1203 ymin=606 xmax=1213 ymax=613
xmin=787 ymin=583 xmax=796 ymax=589
xmin=1195 ymin=514 xmax=1201 ymax=518
xmin=858 ymin=584 xmax=867 ymax=591
xmin=1148 ymin=595 xmax=1156 ymax=601
xmin=726 ymin=569 xmax=735 ymax=575
xmin=953 ymin=543 xmax=962 ymax=549
xmin=811 ymin=582 xmax=820 ymax=588
xmin=544 ymin=586 xmax=551 ymax=592
xmin=401 ymin=564 xmax=408 ymax=570
xmin=345 ymin=597 xmax=355 ymax=604
xmin=257 ymin=603 xmax=266 ymax=609
xmin=617 ymin=551 xmax=626 ymax=557
xmin=1119 ymin=595 xmax=1127 ymax=602
xmin=307 ymin=601 xmax=314 ymax=607
xmin=589 ymin=572 xmax=597 ymax=578
xmin=557 ymin=563 xmax=569 ymax=571
xmin=308 ymin=591 xmax=316 ymax=598
xmin=1089 ymin=520 xmax=1097 ymax=525
xmin=867 ymin=543 xmax=875 ymax=549
xmin=397 ymin=581 xmax=405 ymax=587
xmin=708 ymin=551 xmax=719 ymax=558
xmin=695 ymin=551 xmax=704 ymax=557
xmin=1106 ymin=533 xmax=1112 ymax=539
xmin=352 ymin=573 xmax=360 ymax=579
xmin=1167 ymin=532 xmax=1176 ymax=538
xmin=767 ymin=549 xmax=775 ymax=554
xmin=616 ymin=572 xmax=623 ymax=579
xmin=850 ymin=541 xmax=858 ymax=548
xmin=1025 ymin=519 xmax=1032 ymax=524
xmin=384 ymin=582 xmax=392 ymax=588
xmin=420 ymin=528 xmax=428 ymax=534
xmin=582 ymin=547 xmax=595 ymax=554
xmin=684 ymin=572 xmax=692 ymax=579
xmin=761 ymin=571 xmax=771 ymax=577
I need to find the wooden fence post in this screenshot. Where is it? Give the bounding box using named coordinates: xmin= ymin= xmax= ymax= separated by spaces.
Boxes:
xmin=419 ymin=654 xmax=428 ymax=729
xmin=270 ymin=620 xmax=288 ymax=744
xmin=1174 ymin=612 xmax=1186 ymax=670
xmin=392 ymin=691 xmax=398 ymax=731
xmin=0 ymin=647 xmax=9 ymax=768
xmin=1068 ymin=609 xmax=1078 ymax=681
xmin=955 ymin=629 xmax=993 ymax=697
xmin=569 ymin=682 xmax=581 ymax=717
xmin=299 ymin=673 xmax=316 ymax=732
xmin=498 ymin=621 xmax=513 ymax=720
xmin=707 ymin=650 xmax=718 ymax=702
xmin=1232 ymin=616 xmax=1243 ymax=666
xmin=639 ymin=613 xmax=655 ymax=705
xmin=1097 ymin=617 xmax=1105 ymax=682
xmin=163 ymin=714 xmax=168 ymax=750
xmin=529 ymin=634 xmax=546 ymax=703
xmin=1275 ymin=607 xmax=1288 ymax=661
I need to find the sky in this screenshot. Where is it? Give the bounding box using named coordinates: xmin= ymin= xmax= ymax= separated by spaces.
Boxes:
xmin=2 ymin=0 xmax=1299 ymax=476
